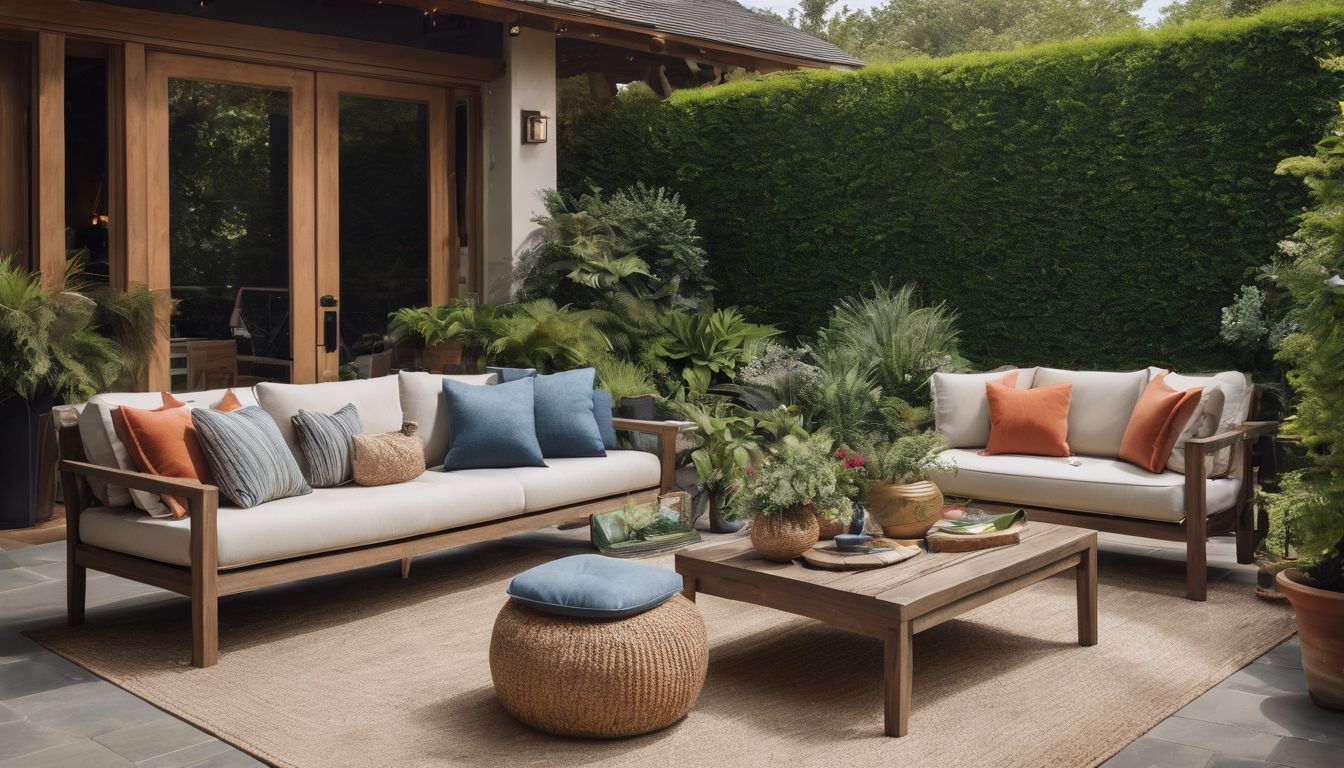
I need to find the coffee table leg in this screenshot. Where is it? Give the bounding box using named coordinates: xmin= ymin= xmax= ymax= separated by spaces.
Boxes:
xmin=1077 ymin=545 xmax=1098 ymax=647
xmin=682 ymin=574 xmax=697 ymax=602
xmin=883 ymin=622 xmax=913 ymax=737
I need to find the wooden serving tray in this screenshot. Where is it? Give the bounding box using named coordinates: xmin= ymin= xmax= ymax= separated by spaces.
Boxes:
xmin=802 ymin=540 xmax=921 ymax=570
xmin=926 ymin=522 xmax=1026 ymax=553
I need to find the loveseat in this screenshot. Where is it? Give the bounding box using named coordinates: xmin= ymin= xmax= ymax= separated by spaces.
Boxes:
xmin=926 ymin=367 xmax=1276 ymax=601
xmin=54 ymin=372 xmax=683 ymax=667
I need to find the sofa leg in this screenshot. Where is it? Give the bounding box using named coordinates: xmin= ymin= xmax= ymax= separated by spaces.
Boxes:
xmin=1186 ymin=534 xmax=1207 ymax=602
xmin=1235 ymin=515 xmax=1255 ymax=565
xmin=400 ymin=557 xmax=411 ymax=580
xmin=67 ymin=561 xmax=85 ymax=627
xmin=191 ymin=592 xmax=218 ymax=668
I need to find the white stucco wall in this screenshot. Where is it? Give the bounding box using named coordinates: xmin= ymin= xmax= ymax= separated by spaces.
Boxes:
xmin=481 ymin=27 xmax=557 ymax=302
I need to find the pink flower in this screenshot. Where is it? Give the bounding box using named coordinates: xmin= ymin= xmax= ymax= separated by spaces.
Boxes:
xmin=835 ymin=448 xmax=848 ymax=459
xmin=743 ymin=465 xmax=758 ymax=476
xmin=851 ymin=454 xmax=866 ymax=468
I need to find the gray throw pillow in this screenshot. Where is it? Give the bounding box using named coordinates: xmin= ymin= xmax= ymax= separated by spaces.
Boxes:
xmin=193 ymin=406 xmax=312 ymax=508
xmin=292 ymin=403 xmax=362 ymax=487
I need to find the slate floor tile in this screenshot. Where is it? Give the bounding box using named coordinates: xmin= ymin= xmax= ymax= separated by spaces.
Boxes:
xmin=93 ymin=716 xmax=216 ymax=763
xmin=1268 ymin=736 xmax=1344 ymax=768
xmin=0 ymin=651 xmax=94 ymax=701
xmin=137 ymin=739 xmax=240 ymax=768
xmin=0 ymin=720 xmax=76 ymax=761
xmin=1221 ymin=662 xmax=1314 ymax=698
xmin=1100 ymin=735 xmax=1215 ymax=768
xmin=0 ymin=738 xmax=136 ymax=768
xmin=0 ymin=568 xmax=48 ymax=592
xmin=1147 ymin=715 xmax=1282 ymax=760
xmin=1177 ymin=688 xmax=1344 ymax=746
xmin=9 ymin=680 xmax=166 ymax=738
xmin=0 ymin=551 xmax=16 ymax=570
xmin=1258 ymin=639 xmax=1305 ymax=670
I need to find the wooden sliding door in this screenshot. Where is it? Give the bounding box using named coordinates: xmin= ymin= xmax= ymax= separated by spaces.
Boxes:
xmin=146 ymin=52 xmax=315 ymax=390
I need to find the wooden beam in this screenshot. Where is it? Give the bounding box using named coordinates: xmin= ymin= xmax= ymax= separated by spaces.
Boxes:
xmin=0 ymin=0 xmax=503 ymax=85
xmin=32 ymin=31 xmax=64 ymax=289
xmin=108 ymin=42 xmax=149 ymax=290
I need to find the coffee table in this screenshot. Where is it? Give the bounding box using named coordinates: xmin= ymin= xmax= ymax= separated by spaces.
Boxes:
xmin=675 ymin=522 xmax=1097 ymax=737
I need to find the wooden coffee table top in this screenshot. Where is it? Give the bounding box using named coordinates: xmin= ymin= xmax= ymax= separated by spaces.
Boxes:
xmin=675 ymin=522 xmax=1096 ymax=634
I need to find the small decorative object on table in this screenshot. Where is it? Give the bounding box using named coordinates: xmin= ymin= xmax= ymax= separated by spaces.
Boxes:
xmin=591 ymin=491 xmax=700 ymax=557
xmin=926 ymin=508 xmax=1027 ymax=553
xmin=802 ymin=537 xmax=922 ymax=571
xmin=733 ymin=436 xmax=854 ymax=561
xmin=818 ymin=448 xmax=870 ymax=539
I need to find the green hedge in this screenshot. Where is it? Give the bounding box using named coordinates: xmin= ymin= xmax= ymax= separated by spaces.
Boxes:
xmin=560 ymin=5 xmax=1344 ymax=372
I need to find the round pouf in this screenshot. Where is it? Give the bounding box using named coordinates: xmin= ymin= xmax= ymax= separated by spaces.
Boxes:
xmin=490 ymin=594 xmax=708 ymax=738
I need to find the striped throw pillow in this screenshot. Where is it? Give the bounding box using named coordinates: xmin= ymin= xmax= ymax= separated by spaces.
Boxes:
xmin=192 ymin=406 xmax=312 ymax=508
xmin=292 ymin=404 xmax=362 ymax=487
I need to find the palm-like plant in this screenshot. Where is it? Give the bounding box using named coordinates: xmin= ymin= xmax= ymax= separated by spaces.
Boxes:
xmin=816 ymin=282 xmax=963 ymax=405
xmin=487 ymin=299 xmax=613 ymax=371
xmin=666 ymin=398 xmax=760 ymax=513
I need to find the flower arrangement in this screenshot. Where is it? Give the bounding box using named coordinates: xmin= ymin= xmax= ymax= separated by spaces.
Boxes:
xmin=833 ymin=447 xmax=872 ymax=502
xmin=731 ymin=434 xmax=853 ymax=523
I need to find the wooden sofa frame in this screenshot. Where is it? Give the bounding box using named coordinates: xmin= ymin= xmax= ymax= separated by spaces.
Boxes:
xmin=973 ymin=419 xmax=1278 ymax=602
xmin=55 ymin=415 xmax=685 ymax=668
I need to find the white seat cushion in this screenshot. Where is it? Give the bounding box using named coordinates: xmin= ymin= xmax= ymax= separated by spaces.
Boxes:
xmin=930 ymin=448 xmax=1241 ymax=523
xmin=396 ymin=371 xmax=498 ymax=468
xmin=79 ymin=470 xmax=526 ymax=569
xmin=441 ymin=450 xmax=662 ymax=513
xmin=930 ymin=368 xmax=1036 ymax=448
xmin=255 ymin=377 xmax=403 ymax=476
xmin=1031 ymin=368 xmax=1148 ymax=458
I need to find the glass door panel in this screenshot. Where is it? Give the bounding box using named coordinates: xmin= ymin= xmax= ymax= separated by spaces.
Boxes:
xmin=337 ymin=94 xmax=429 ymax=379
xmin=316 ymin=74 xmax=450 ymax=381
xmin=167 ymin=79 xmax=291 ymax=390
xmin=147 ymin=53 xmax=315 ymax=391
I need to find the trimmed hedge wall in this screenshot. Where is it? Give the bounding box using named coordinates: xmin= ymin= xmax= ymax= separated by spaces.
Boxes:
xmin=560 ymin=5 xmax=1344 ymax=372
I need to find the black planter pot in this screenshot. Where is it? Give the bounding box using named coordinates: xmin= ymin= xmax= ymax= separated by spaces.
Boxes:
xmin=0 ymin=394 xmax=59 ymax=529
xmin=616 ymin=395 xmax=660 ymax=454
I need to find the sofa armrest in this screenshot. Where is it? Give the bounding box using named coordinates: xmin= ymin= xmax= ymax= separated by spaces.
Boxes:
xmin=59 ymin=460 xmax=219 ymax=570
xmin=1184 ymin=421 xmax=1277 ymax=454
xmin=611 ymin=419 xmax=694 ymax=493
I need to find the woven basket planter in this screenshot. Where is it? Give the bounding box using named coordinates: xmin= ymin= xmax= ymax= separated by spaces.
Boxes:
xmin=489 ymin=595 xmax=708 ymax=738
xmin=815 ymin=513 xmax=847 ymax=540
xmin=750 ymin=507 xmax=820 ymax=562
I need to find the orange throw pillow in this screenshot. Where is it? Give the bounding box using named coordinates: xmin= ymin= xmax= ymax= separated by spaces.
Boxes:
xmin=114 ymin=391 xmax=244 ymax=518
xmin=1119 ymin=372 xmax=1205 ymax=473
xmin=984 ymin=381 xmax=1073 ymax=457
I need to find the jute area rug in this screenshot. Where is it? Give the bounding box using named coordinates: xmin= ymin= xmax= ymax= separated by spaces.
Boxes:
xmin=31 ymin=531 xmax=1295 ymax=768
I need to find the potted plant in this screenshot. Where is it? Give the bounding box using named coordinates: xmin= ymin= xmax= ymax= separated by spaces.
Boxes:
xmin=864 ymin=431 xmax=955 ymax=539
xmin=732 ymin=434 xmax=852 ymax=561
xmin=668 ymin=399 xmax=758 ymax=533
xmin=0 ymin=255 xmax=164 ymax=528
xmin=389 ymin=299 xmax=497 ymax=374
xmin=1261 ymin=123 xmax=1344 ymax=710
xmin=819 ymin=447 xmax=870 ymax=539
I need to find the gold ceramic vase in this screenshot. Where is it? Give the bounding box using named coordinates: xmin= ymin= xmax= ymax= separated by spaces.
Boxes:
xmin=750 ymin=507 xmax=820 ymax=562
xmin=867 ymin=481 xmax=945 ymax=539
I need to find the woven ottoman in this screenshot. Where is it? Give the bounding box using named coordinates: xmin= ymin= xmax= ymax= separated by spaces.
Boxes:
xmin=489 ymin=555 xmax=709 ymax=738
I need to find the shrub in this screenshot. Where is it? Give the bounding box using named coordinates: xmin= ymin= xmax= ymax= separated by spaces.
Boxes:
xmin=560 ymin=4 xmax=1344 ymax=371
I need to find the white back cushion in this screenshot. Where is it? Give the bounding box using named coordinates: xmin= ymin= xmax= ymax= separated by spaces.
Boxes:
xmin=77 ymin=387 xmax=256 ymax=512
xmin=1031 ymin=368 xmax=1147 ymax=458
xmin=397 ymin=371 xmax=498 ymax=467
xmin=256 ymin=377 xmax=402 ymax=475
xmin=1166 ymin=385 xmax=1225 ymax=475
xmin=930 ymin=368 xmax=1036 ymax=448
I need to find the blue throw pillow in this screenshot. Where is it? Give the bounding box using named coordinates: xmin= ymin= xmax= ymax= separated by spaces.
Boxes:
xmin=534 ymin=368 xmax=606 ymax=458
xmin=506 ymin=555 xmax=683 ymax=619
xmin=441 ymin=377 xmax=545 ymax=470
xmin=486 ymin=366 xmax=537 ymax=383
xmin=592 ymin=389 xmax=617 ymax=450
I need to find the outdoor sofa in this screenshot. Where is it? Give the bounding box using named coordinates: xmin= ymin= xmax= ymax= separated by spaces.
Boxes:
xmin=54 ymin=373 xmax=682 ymax=667
xmin=927 ymin=366 xmax=1277 ymax=601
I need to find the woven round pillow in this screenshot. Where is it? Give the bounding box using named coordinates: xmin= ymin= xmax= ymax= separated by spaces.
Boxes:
xmin=489 ymin=595 xmax=708 ymax=738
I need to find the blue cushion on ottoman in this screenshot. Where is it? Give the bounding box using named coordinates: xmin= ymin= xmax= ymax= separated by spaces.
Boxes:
xmin=534 ymin=368 xmax=605 ymax=458
xmin=442 ymin=376 xmax=545 ymax=470
xmin=506 ymin=555 xmax=683 ymax=619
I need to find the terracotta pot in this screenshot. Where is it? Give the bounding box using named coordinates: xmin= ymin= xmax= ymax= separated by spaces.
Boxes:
xmin=750 ymin=507 xmax=819 ymax=562
xmin=815 ymin=513 xmax=848 ymax=540
xmin=421 ymin=342 xmax=463 ymax=374
xmin=1277 ymin=569 xmax=1344 ymax=710
xmin=867 ymin=480 xmax=945 ymax=539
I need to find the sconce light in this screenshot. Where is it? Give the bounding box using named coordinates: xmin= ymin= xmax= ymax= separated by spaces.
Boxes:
xmin=508 ymin=22 xmax=522 ymax=36
xmin=521 ymin=110 xmax=549 ymax=144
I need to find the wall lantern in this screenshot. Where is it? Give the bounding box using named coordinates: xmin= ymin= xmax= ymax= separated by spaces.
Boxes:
xmin=521 ymin=110 xmax=549 ymax=144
